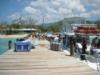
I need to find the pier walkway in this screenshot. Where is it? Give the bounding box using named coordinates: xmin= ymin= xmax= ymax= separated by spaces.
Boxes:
xmin=0 ymin=40 xmax=99 ymax=75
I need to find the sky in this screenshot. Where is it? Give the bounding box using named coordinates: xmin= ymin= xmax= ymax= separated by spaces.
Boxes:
xmin=0 ymin=0 xmax=100 ymax=24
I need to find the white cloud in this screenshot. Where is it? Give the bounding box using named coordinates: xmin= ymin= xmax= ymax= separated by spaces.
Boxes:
xmin=46 ymin=6 xmax=57 ymax=14
xmin=68 ymin=0 xmax=86 ymax=12
xmin=82 ymin=0 xmax=100 ymax=18
xmin=24 ymin=6 xmax=37 ymax=14
xmin=9 ymin=0 xmax=100 ymax=23
xmin=8 ymin=13 xmax=21 ymax=20
xmin=80 ymin=13 xmax=91 ymax=18
xmin=25 ymin=0 xmax=88 ymax=23
xmin=82 ymin=0 xmax=100 ymax=10
xmin=91 ymin=10 xmax=100 ymax=17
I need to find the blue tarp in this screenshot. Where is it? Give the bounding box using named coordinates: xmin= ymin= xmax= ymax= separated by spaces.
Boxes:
xmin=15 ymin=41 xmax=32 ymax=52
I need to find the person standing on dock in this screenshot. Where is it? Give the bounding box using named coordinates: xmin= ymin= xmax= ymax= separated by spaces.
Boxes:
xmin=8 ymin=40 xmax=12 ymax=50
xmin=69 ymin=36 xmax=76 ymax=56
xmin=82 ymin=37 xmax=87 ymax=54
xmin=63 ymin=35 xmax=68 ymax=49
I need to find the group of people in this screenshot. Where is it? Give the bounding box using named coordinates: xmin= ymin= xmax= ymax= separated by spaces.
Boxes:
xmin=51 ymin=34 xmax=88 ymax=56
xmin=31 ymin=32 xmax=47 ymax=40
xmin=91 ymin=36 xmax=100 ymax=48
xmin=8 ymin=32 xmax=99 ymax=57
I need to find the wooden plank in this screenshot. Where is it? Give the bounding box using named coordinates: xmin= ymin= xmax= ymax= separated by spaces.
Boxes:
xmin=0 ymin=43 xmax=99 ymax=75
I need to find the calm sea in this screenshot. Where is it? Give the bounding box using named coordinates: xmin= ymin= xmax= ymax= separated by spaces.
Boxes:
xmin=0 ymin=38 xmax=16 ymax=55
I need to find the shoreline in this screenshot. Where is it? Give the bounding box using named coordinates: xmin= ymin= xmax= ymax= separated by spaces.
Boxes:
xmin=0 ymin=34 xmax=28 ymax=38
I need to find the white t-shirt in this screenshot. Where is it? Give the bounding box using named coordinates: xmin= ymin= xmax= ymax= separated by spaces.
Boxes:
xmin=76 ymin=43 xmax=82 ymax=49
xmin=54 ymin=37 xmax=59 ymax=40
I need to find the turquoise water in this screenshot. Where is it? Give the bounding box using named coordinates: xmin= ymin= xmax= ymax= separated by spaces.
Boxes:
xmin=0 ymin=38 xmax=16 ymax=55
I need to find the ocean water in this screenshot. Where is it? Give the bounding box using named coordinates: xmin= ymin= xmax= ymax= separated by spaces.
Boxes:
xmin=0 ymin=38 xmax=16 ymax=55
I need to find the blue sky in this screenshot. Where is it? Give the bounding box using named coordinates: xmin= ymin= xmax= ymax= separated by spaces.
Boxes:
xmin=0 ymin=0 xmax=27 ymax=22
xmin=0 ymin=0 xmax=100 ymax=24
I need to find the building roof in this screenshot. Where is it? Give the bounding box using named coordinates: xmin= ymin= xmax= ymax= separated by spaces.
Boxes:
xmin=71 ymin=24 xmax=96 ymax=27
xmin=11 ymin=28 xmax=37 ymax=31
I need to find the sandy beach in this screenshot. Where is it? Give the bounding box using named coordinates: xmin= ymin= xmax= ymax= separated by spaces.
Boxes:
xmin=0 ymin=34 xmax=29 ymax=38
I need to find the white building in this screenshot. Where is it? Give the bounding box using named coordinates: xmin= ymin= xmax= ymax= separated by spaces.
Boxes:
xmin=61 ymin=17 xmax=88 ymax=33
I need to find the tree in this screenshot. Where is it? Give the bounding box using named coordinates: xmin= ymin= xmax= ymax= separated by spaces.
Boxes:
xmin=37 ymin=25 xmax=48 ymax=32
xmin=48 ymin=21 xmax=63 ymax=32
xmin=95 ymin=20 xmax=100 ymax=29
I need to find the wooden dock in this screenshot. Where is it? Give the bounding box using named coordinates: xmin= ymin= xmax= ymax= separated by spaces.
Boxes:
xmin=0 ymin=43 xmax=99 ymax=75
